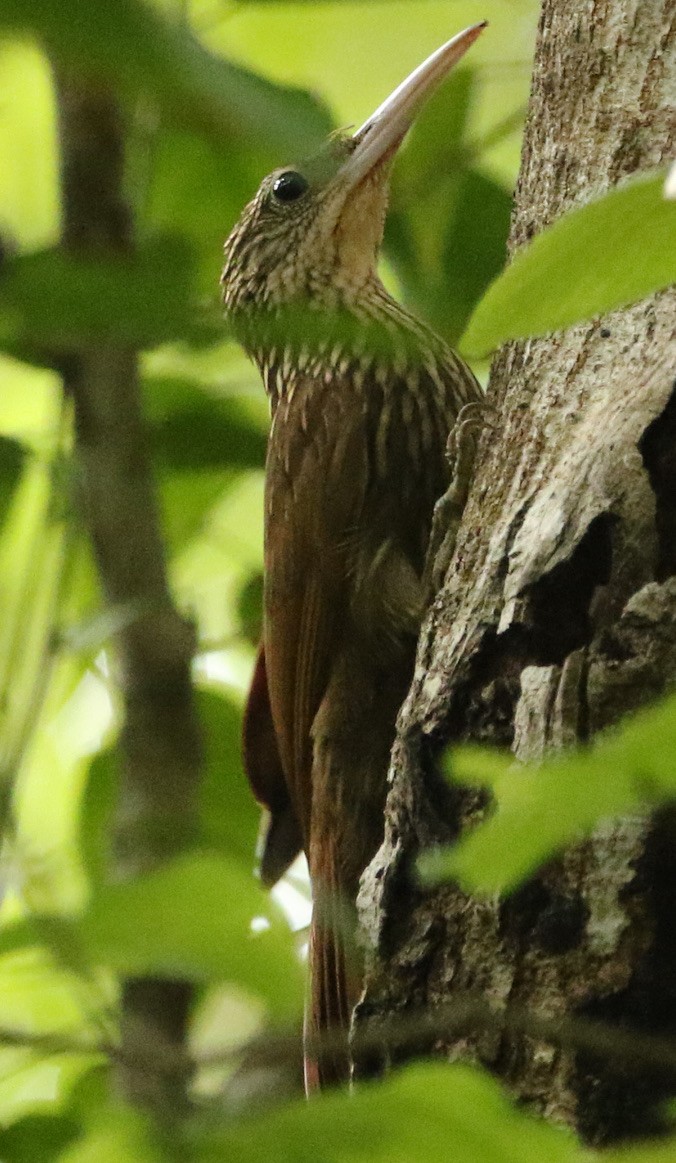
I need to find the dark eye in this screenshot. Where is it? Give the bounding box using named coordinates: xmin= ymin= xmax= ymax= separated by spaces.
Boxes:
xmin=272 ymin=171 xmax=309 ymax=203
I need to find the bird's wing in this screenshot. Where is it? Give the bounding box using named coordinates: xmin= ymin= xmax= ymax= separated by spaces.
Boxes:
xmin=242 ymin=642 xmax=303 ymax=886
xmin=242 ymin=642 xmax=286 ymax=812
xmin=263 ymin=374 xmax=368 ymax=843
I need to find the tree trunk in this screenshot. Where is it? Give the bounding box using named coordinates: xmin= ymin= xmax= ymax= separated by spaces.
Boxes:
xmin=357 ymin=0 xmax=676 ymax=1146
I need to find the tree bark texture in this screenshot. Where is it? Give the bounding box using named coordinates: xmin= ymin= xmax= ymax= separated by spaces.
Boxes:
xmin=357 ymin=0 xmax=676 ymax=1146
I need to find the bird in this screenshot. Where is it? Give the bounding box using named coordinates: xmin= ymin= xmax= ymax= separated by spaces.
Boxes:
xmin=222 ymin=23 xmax=485 ymax=1088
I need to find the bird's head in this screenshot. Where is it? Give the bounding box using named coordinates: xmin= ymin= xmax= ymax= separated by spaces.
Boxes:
xmin=222 ymin=23 xmax=486 ymax=329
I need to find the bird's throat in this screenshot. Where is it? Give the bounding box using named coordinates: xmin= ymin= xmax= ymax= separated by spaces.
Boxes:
xmin=237 ymin=281 xmax=448 ymax=411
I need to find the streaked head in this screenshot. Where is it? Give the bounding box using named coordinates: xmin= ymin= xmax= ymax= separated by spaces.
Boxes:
xmin=222 ymin=23 xmax=486 ymax=318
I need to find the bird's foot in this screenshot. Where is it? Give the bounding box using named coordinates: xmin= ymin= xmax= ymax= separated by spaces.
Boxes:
xmin=425 ymin=400 xmax=493 ymax=597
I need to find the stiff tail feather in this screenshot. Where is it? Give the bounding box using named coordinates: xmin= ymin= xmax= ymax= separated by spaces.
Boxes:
xmin=304 ymin=864 xmax=362 ymax=1091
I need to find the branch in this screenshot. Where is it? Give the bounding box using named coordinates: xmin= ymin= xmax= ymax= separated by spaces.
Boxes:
xmin=55 ymin=75 xmax=202 ymax=1120
xmin=204 ymin=995 xmax=676 ymax=1090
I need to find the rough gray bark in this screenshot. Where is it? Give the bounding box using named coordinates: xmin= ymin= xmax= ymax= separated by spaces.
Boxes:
xmin=357 ymin=0 xmax=676 ymax=1146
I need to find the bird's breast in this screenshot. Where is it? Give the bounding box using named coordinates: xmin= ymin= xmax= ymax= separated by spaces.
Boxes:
xmin=263 ymin=347 xmax=460 ymax=591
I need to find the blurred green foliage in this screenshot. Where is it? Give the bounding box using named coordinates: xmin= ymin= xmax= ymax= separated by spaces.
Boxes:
xmin=0 ymin=0 xmax=672 ymax=1159
xmin=461 ymin=170 xmax=676 ymax=356
xmin=421 ymin=690 xmax=676 ymax=895
xmin=195 ymin=1062 xmax=580 ymax=1161
xmin=386 ymin=68 xmax=514 ymax=344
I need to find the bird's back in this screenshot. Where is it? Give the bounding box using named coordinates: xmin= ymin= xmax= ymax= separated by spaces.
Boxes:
xmin=258 ymin=316 xmax=480 ymax=1083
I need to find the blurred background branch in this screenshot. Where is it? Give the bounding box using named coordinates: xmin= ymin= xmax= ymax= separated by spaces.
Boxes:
xmin=56 ymin=72 xmax=202 ymax=1120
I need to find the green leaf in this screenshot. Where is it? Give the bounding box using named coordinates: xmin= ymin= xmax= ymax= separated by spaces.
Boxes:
xmin=144 ymin=377 xmax=266 ymax=473
xmin=0 ymin=238 xmax=195 ymax=352
xmin=385 ymin=70 xmax=511 ymax=344
xmin=461 ymin=171 xmax=676 ymax=357
xmin=78 ymin=752 xmax=118 ymax=891
xmin=0 ymin=1114 xmax=79 ymax=1162
xmin=439 ymin=170 xmax=512 ymax=342
xmin=139 ymin=375 xmax=267 ymax=551
xmin=141 ymin=129 xmax=278 ymax=299
xmin=78 ymin=694 xmax=260 ymax=888
xmin=236 ymin=572 xmax=264 ymax=646
xmin=1 ymin=0 xmax=331 ymax=160
xmin=0 ymin=42 xmax=59 ymax=251
xmin=385 ymin=70 xmax=475 ymax=307
xmin=391 ymin=68 xmax=475 ymax=199
xmin=196 ymin=687 xmax=259 ymax=865
xmin=0 ymin=920 xmax=43 ymax=959
xmin=80 ymin=850 xmax=302 ymax=1015
xmin=0 ymin=436 xmax=25 ymax=527
xmin=420 ymin=692 xmax=676 ymax=894
xmin=196 ymin=1062 xmax=579 ymax=1162
xmin=158 ymin=467 xmax=234 ymax=552
xmin=0 ymin=1052 xmax=95 ymax=1129
xmin=57 ymin=1106 xmax=163 ymax=1163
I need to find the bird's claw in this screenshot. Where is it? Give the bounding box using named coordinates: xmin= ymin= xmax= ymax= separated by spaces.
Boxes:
xmin=445 ymin=399 xmax=495 ymax=464
xmin=425 ymin=396 xmax=492 ymax=597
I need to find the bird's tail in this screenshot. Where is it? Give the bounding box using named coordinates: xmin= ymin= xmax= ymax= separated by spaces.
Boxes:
xmin=304 ymin=856 xmax=362 ymax=1091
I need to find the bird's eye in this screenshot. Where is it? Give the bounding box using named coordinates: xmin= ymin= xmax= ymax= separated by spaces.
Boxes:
xmin=272 ymin=171 xmax=309 ymax=203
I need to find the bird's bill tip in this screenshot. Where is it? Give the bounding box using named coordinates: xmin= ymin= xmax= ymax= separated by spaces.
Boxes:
xmin=341 ymin=22 xmax=487 ymax=190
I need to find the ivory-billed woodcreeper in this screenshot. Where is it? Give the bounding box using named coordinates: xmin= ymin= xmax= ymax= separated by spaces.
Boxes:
xmin=222 ymin=24 xmax=485 ymax=1086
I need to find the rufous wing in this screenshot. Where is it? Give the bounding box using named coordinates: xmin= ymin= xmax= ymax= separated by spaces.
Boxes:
xmin=262 ymin=377 xmax=369 ymax=846
xmin=242 ymin=642 xmax=303 ymax=886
